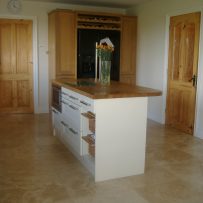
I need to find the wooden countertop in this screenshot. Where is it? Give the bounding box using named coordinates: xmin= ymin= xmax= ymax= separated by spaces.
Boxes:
xmin=53 ymin=79 xmax=162 ymax=99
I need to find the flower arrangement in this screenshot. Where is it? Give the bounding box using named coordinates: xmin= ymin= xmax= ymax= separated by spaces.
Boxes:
xmin=96 ymin=44 xmax=114 ymax=61
xmin=95 ymin=38 xmax=114 ymax=85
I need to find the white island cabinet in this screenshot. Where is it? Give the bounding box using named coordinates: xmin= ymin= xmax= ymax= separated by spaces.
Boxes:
xmin=53 ymin=87 xmax=148 ymax=182
xmin=52 ymin=80 xmax=161 ymax=182
xmin=94 ymin=97 xmax=148 ymax=181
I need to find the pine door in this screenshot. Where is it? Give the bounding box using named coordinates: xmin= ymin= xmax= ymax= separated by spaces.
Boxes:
xmin=0 ymin=19 xmax=33 ymax=113
xmin=166 ymin=12 xmax=200 ymax=134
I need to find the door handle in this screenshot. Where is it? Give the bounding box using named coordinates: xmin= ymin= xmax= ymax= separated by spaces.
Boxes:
xmin=188 ymin=75 xmax=197 ymax=87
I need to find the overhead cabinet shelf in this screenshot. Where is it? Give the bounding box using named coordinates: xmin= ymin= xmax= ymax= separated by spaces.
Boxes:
xmin=77 ymin=13 xmax=121 ymax=30
xmin=48 ymin=9 xmax=137 ymax=85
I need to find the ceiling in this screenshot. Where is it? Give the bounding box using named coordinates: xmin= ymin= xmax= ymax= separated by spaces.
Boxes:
xmin=24 ymin=0 xmax=151 ymax=9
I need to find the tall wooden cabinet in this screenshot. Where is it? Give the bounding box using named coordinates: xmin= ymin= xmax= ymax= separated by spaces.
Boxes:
xmin=48 ymin=10 xmax=137 ymax=85
xmin=120 ymin=16 xmax=137 ymax=85
xmin=48 ymin=10 xmax=77 ymax=80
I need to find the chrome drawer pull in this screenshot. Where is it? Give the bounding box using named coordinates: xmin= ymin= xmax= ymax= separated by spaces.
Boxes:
xmin=80 ymin=100 xmax=90 ymax=106
xmin=62 ymin=92 xmax=69 ymax=96
xmin=69 ymin=128 xmax=78 ymax=135
xmin=61 ymin=100 xmax=69 ymax=106
xmin=69 ymin=104 xmax=78 ymax=111
xmin=69 ymin=95 xmax=78 ymax=100
xmin=52 ymin=109 xmax=58 ymax=114
xmin=61 ymin=121 xmax=68 ymax=127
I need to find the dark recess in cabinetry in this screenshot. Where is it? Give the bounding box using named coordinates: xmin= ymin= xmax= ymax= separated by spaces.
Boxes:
xmin=77 ymin=29 xmax=120 ymax=81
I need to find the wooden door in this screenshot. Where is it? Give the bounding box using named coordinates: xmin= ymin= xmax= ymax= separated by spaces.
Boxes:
xmin=166 ymin=12 xmax=200 ymax=134
xmin=0 ymin=19 xmax=33 ymax=113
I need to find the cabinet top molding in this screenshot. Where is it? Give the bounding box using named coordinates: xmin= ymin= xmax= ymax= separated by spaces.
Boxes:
xmin=49 ymin=9 xmax=136 ymax=31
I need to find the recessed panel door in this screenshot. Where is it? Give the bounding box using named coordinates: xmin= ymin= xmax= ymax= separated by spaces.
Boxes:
xmin=0 ymin=19 xmax=33 ymax=113
xmin=166 ymin=12 xmax=200 ymax=134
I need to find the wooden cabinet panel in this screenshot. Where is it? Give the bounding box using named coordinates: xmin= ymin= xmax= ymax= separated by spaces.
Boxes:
xmin=120 ymin=16 xmax=137 ymax=77
xmin=57 ymin=12 xmax=76 ymax=76
xmin=48 ymin=12 xmax=56 ymax=81
xmin=120 ymin=75 xmax=135 ymax=85
xmin=48 ymin=10 xmax=137 ymax=91
xmin=49 ymin=10 xmax=76 ymax=79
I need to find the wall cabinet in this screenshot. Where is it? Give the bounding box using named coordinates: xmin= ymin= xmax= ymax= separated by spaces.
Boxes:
xmin=120 ymin=16 xmax=137 ymax=85
xmin=48 ymin=10 xmax=137 ymax=85
xmin=48 ymin=10 xmax=77 ymax=80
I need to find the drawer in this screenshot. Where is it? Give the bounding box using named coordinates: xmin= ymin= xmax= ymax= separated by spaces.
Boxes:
xmin=52 ymin=107 xmax=61 ymax=136
xmin=61 ymin=99 xmax=81 ymax=131
xmin=61 ymin=87 xmax=81 ymax=106
xmin=80 ymin=95 xmax=94 ymax=112
xmin=61 ymin=121 xmax=81 ymax=155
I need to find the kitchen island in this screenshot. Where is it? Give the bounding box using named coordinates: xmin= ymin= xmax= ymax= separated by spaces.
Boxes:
xmin=52 ymin=79 xmax=161 ymax=182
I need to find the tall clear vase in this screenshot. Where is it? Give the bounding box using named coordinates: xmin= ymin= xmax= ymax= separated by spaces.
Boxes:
xmin=100 ymin=60 xmax=111 ymax=85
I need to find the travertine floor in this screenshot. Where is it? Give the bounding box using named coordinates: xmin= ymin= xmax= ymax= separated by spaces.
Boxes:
xmin=0 ymin=114 xmax=203 ymax=203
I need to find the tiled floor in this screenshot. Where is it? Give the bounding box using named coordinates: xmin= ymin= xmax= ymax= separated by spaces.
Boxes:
xmin=0 ymin=114 xmax=203 ymax=203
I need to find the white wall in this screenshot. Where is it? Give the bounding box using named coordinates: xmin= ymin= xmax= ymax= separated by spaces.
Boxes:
xmin=127 ymin=0 xmax=203 ymax=139
xmin=0 ymin=0 xmax=125 ymax=113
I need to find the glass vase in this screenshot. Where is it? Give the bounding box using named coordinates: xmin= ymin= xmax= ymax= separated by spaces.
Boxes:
xmin=100 ymin=60 xmax=111 ymax=85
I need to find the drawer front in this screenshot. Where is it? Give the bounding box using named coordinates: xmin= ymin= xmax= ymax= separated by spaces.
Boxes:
xmin=80 ymin=95 xmax=94 ymax=112
xmin=61 ymin=99 xmax=81 ymax=131
xmin=52 ymin=107 xmax=61 ymax=136
xmin=61 ymin=121 xmax=81 ymax=155
xmin=61 ymin=87 xmax=81 ymax=106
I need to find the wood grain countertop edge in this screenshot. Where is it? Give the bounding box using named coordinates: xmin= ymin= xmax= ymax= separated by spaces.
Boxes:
xmin=52 ymin=79 xmax=162 ymax=99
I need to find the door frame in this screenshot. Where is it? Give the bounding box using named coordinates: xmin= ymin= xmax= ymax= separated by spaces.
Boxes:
xmin=0 ymin=15 xmax=39 ymax=113
xmin=163 ymin=9 xmax=203 ymax=138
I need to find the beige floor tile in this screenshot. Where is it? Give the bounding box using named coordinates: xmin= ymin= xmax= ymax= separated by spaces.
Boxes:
xmin=1 ymin=115 xmax=203 ymax=203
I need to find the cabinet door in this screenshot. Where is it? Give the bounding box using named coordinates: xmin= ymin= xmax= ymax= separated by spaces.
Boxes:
xmin=120 ymin=16 xmax=137 ymax=84
xmin=48 ymin=10 xmax=76 ymax=79
xmin=120 ymin=75 xmax=135 ymax=85
xmin=56 ymin=11 xmax=76 ymax=77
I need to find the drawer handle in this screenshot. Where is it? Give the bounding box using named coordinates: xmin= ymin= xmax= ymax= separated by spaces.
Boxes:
xmin=80 ymin=100 xmax=91 ymax=106
xmin=61 ymin=100 xmax=69 ymax=106
xmin=69 ymin=104 xmax=79 ymax=111
xmin=69 ymin=128 xmax=78 ymax=135
xmin=69 ymin=95 xmax=78 ymax=100
xmin=52 ymin=109 xmax=58 ymax=114
xmin=62 ymin=92 xmax=69 ymax=96
xmin=61 ymin=121 xmax=68 ymax=127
